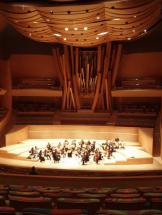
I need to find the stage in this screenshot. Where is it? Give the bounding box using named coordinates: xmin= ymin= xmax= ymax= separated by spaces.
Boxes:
xmin=0 ymin=138 xmax=161 ymax=172
xmin=0 ymin=124 xmax=161 ymax=173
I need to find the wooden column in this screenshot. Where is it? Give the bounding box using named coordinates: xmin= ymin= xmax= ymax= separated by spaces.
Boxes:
xmin=52 ymin=48 xmax=63 ymax=87
xmin=91 ymin=46 xmax=102 ymax=111
xmin=111 ymin=44 xmax=122 ymax=88
xmin=160 ymin=98 xmax=162 ymax=158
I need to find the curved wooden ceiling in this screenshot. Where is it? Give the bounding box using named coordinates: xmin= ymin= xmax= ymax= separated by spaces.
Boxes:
xmin=0 ymin=0 xmax=161 ymax=47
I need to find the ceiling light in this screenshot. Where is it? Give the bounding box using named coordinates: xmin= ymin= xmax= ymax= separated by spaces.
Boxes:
xmin=74 ymin=27 xmax=78 ymax=31
xmin=96 ymin=36 xmax=99 ymax=40
xmin=29 ymin=33 xmax=32 ymax=37
xmin=144 ymin=29 xmax=147 ymax=33
xmin=97 ymin=31 xmax=108 ymax=36
xmin=46 ymin=19 xmax=50 ymax=22
xmin=33 ymin=21 xmax=38 ymax=24
xmin=127 ymin=37 xmax=131 ymax=40
xmin=96 ymin=16 xmax=100 ymax=20
xmin=63 ymin=38 xmax=67 ymax=41
xmin=65 ymin=27 xmax=69 ymax=31
xmin=132 ymin=29 xmax=136 ymax=33
xmin=84 ymin=27 xmax=88 ymax=31
xmin=133 ymin=15 xmax=137 ymax=18
xmin=54 ymin=33 xmax=62 ymax=37
xmin=113 ymin=18 xmax=120 ymax=21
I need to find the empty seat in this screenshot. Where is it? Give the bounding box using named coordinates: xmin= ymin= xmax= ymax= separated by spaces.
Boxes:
xmin=0 ymin=196 xmax=6 ymax=206
xmin=9 ymin=196 xmax=52 ymax=211
xmin=56 ymin=197 xmax=100 ymax=215
xmin=139 ymin=209 xmax=162 ymax=215
xmin=9 ymin=191 xmax=40 ymax=198
xmin=0 ymin=206 xmax=16 ymax=215
xmin=23 ymin=207 xmax=51 ymax=215
xmin=110 ymin=193 xmax=141 ymax=198
xmin=115 ymin=188 xmax=138 ymax=194
xmin=104 ymin=197 xmax=147 ymax=210
xmin=96 ymin=209 xmax=128 ymax=215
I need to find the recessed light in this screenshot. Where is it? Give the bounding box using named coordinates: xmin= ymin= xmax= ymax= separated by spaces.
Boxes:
xmin=97 ymin=31 xmax=108 ymax=36
xmin=144 ymin=29 xmax=147 ymax=33
xmin=84 ymin=27 xmax=88 ymax=31
xmin=63 ymin=38 xmax=67 ymax=41
xmin=133 ymin=15 xmax=137 ymax=18
xmin=65 ymin=27 xmax=69 ymax=31
xmin=54 ymin=33 xmax=62 ymax=37
xmin=96 ymin=36 xmax=99 ymax=40
xmin=132 ymin=29 xmax=136 ymax=33
xmin=33 ymin=21 xmax=38 ymax=24
xmin=127 ymin=37 xmax=131 ymax=40
xmin=96 ymin=16 xmax=100 ymax=20
xmin=74 ymin=27 xmax=78 ymax=31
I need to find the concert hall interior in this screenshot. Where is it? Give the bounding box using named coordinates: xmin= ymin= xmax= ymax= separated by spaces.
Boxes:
xmin=0 ymin=0 xmax=162 ymax=214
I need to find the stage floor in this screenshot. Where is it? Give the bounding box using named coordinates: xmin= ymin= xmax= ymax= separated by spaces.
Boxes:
xmin=0 ymin=139 xmax=162 ymax=172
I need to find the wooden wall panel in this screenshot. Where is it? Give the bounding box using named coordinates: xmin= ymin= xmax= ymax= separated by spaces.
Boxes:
xmin=118 ymin=52 xmax=162 ymax=80
xmin=5 ymin=125 xmax=28 ymax=146
xmin=28 ymin=125 xmax=139 ymax=142
xmin=10 ymin=54 xmax=59 ymax=79
xmin=138 ymin=128 xmax=153 ymax=155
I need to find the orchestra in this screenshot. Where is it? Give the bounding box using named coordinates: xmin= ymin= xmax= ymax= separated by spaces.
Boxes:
xmin=27 ymin=138 xmax=125 ymax=165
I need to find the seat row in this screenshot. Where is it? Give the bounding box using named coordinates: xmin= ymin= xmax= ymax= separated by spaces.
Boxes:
xmin=0 ymin=185 xmax=162 ymax=214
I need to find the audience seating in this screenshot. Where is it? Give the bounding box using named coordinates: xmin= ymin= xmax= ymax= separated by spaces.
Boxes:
xmin=0 ymin=184 xmax=162 ymax=214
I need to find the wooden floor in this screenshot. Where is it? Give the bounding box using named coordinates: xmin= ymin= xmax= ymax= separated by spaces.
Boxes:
xmin=0 ymin=138 xmax=161 ymax=172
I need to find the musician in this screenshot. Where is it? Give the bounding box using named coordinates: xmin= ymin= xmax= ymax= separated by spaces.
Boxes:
xmin=47 ymin=142 xmax=52 ymax=151
xmin=93 ymin=149 xmax=100 ymax=164
xmin=38 ymin=150 xmax=45 ymax=162
xmin=52 ymin=149 xmax=60 ymax=163
xmin=44 ymin=149 xmax=51 ymax=160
